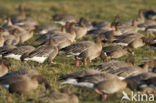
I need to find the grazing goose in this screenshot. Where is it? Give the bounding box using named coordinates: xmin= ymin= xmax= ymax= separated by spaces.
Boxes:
xmin=3 ymin=45 xmax=35 ymax=61
xmin=52 ymin=14 xmax=76 ymax=25
xmin=22 ymin=39 xmax=58 ymax=64
xmin=61 ymin=35 xmax=104 ymax=67
xmin=142 ymin=77 xmax=156 ymax=91
xmin=126 ymin=72 xmax=156 ymax=91
xmin=0 ymin=59 xmax=11 ymax=77
xmin=40 ymin=88 xmax=79 ymax=103
xmin=0 ymin=45 xmax=16 ymax=57
xmin=113 ymin=33 xmax=145 ymax=47
xmin=75 ymin=18 xmax=88 ymax=39
xmin=0 ymin=68 xmax=51 ymax=100
xmin=95 ymin=60 xmax=132 ymax=73
xmin=61 ymin=72 xmax=120 ymax=89
xmin=94 ymin=77 xmax=136 ymax=100
xmin=100 ymin=45 xmax=133 ymax=61
xmin=109 ymin=62 xmax=150 ymax=78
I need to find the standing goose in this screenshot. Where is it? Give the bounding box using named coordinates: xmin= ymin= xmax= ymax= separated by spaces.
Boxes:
xmin=0 ymin=59 xmax=11 ymax=77
xmin=0 ymin=68 xmax=51 ymax=100
xmin=61 ymin=35 xmax=104 ymax=67
xmin=3 ymin=45 xmax=35 ymax=61
xmin=52 ymin=14 xmax=76 ymax=25
xmin=40 ymin=88 xmax=79 ymax=103
xmin=22 ymin=39 xmax=58 ymax=64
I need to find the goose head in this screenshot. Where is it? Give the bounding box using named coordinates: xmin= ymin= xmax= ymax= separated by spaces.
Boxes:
xmin=125 ymin=56 xmax=135 ymax=65
xmin=31 ymin=75 xmax=51 ymax=90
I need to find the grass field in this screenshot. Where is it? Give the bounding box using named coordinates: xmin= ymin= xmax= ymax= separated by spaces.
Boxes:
xmin=0 ymin=0 xmax=155 ymax=103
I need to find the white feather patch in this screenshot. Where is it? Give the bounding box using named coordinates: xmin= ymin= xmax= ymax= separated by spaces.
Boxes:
xmin=114 ymin=43 xmax=128 ymax=46
xmin=25 ymin=56 xmax=47 ymax=63
xmin=60 ymin=78 xmax=77 ymax=85
xmin=5 ymin=54 xmax=21 ymax=60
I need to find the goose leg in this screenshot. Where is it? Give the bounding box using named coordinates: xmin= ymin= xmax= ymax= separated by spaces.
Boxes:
xmin=150 ymin=31 xmax=155 ymax=38
xmin=84 ymin=58 xmax=87 ymax=66
xmin=146 ymin=32 xmax=150 ymax=38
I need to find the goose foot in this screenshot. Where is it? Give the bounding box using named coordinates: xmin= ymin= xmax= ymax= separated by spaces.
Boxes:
xmin=84 ymin=58 xmax=87 ymax=66
xmin=76 ymin=60 xmax=79 ymax=68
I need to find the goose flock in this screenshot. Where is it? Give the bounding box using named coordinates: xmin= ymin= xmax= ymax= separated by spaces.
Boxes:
xmin=0 ymin=4 xmax=155 ymax=102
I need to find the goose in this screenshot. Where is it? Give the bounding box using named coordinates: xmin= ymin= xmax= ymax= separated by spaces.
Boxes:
xmin=74 ymin=18 xmax=88 ymax=39
xmin=0 ymin=45 xmax=16 ymax=57
xmin=126 ymin=72 xmax=156 ymax=91
xmin=0 ymin=59 xmax=11 ymax=77
xmin=61 ymin=35 xmax=104 ymax=67
xmin=0 ymin=68 xmax=51 ymax=100
xmin=37 ymin=24 xmax=59 ymax=35
xmin=143 ymin=9 xmax=156 ymax=20
xmin=95 ymin=60 xmax=132 ymax=73
xmin=142 ymin=77 xmax=156 ymax=92
xmin=113 ymin=33 xmax=145 ymax=47
xmin=40 ymin=88 xmax=79 ymax=103
xmin=138 ymin=20 xmax=156 ymax=31
xmin=3 ymin=45 xmax=35 ymax=61
xmin=36 ymin=22 xmax=76 ymax=43
xmin=78 ymin=17 xmax=93 ymax=31
xmin=94 ymin=77 xmax=136 ymax=100
xmin=60 ymin=72 xmax=120 ymax=89
xmin=109 ymin=62 xmax=150 ymax=78
xmin=52 ymin=14 xmax=76 ymax=25
xmin=3 ymin=17 xmax=34 ymax=43
xmin=119 ymin=19 xmax=138 ymax=34
xmin=3 ymin=29 xmax=20 ymax=46
xmin=22 ymin=39 xmax=58 ymax=64
xmin=100 ymin=45 xmax=133 ymax=61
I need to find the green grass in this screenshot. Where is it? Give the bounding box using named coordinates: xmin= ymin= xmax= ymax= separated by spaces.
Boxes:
xmin=0 ymin=0 xmax=155 ymax=103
